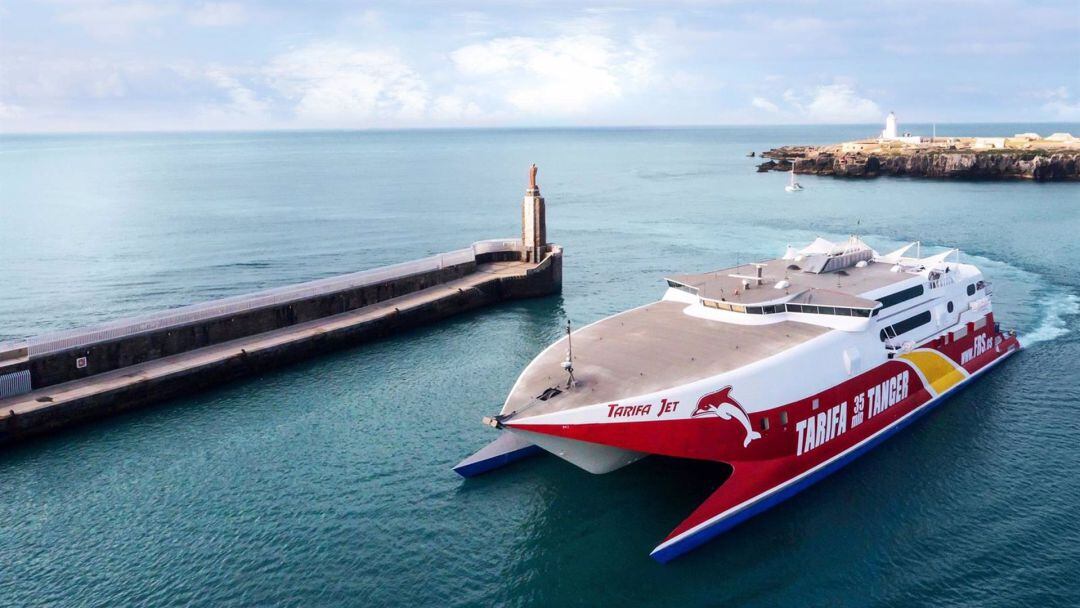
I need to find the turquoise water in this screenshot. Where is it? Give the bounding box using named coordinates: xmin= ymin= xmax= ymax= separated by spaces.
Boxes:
xmin=1 ymin=125 xmax=1078 ymax=606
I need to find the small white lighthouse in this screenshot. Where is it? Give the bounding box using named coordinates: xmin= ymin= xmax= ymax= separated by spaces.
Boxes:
xmin=881 ymin=112 xmax=898 ymax=140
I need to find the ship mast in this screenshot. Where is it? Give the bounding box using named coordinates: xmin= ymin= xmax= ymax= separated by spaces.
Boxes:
xmin=562 ymin=320 xmax=576 ymax=389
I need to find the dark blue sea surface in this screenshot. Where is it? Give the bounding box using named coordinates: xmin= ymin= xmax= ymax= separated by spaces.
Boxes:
xmin=1 ymin=125 xmax=1078 ymax=607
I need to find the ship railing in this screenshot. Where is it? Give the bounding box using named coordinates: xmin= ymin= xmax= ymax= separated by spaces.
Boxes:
xmin=928 ymin=274 xmax=955 ymax=290
xmin=471 ymin=239 xmax=522 ymax=255
xmin=0 ymin=240 xmax=519 ymax=360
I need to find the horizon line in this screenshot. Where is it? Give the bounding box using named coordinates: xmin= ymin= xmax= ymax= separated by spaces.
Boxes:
xmin=3 ymin=120 xmax=1078 ymax=138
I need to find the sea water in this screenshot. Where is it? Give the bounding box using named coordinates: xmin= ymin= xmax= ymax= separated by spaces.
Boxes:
xmin=0 ymin=125 xmax=1078 ymax=607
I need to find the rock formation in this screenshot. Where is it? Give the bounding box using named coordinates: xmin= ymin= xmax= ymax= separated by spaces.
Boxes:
xmin=759 ymin=145 xmax=1080 ymax=181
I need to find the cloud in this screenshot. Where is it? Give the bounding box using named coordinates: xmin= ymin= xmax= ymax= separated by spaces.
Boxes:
xmin=2 ymin=54 xmax=131 ymax=100
xmin=751 ymin=96 xmax=779 ymax=113
xmin=53 ymin=1 xmax=176 ymax=40
xmin=265 ymin=44 xmax=428 ymax=125
xmin=943 ymin=41 xmax=1030 ymax=55
xmin=431 ymin=94 xmax=482 ymax=120
xmin=187 ymin=2 xmax=247 ymax=27
xmin=1038 ymin=86 xmax=1080 ymax=120
xmin=203 ymin=67 xmax=267 ymax=118
xmin=0 ymin=101 xmax=24 ymax=120
xmin=785 ymin=83 xmax=881 ymax=123
xmin=449 ymin=32 xmax=655 ymax=114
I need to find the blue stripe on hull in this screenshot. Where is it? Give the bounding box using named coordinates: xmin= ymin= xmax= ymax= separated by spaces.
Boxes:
xmin=651 ymin=348 xmax=1018 ymax=563
xmin=453 ymin=444 xmax=544 ymax=478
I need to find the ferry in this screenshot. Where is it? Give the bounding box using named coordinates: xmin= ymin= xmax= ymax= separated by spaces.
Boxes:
xmin=455 ymin=236 xmax=1020 ymax=562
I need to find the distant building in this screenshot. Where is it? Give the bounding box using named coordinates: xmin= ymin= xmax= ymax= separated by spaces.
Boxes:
xmin=878 ymin=112 xmax=922 ymax=144
xmin=1013 ymin=132 xmax=1041 ymax=141
xmin=842 ymin=140 xmax=879 ymax=153
xmin=973 ymin=137 xmax=1007 ymax=149
xmin=1046 ymin=132 xmax=1078 ymax=143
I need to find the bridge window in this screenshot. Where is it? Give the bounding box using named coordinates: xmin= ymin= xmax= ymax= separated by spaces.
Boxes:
xmin=701 ymin=300 xmax=876 ymax=318
xmin=666 ymin=280 xmax=699 ymax=295
xmin=967 ymin=283 xmax=976 ymax=296
xmin=879 ymin=310 xmax=933 ymax=342
xmin=877 ymin=285 xmax=925 ymax=310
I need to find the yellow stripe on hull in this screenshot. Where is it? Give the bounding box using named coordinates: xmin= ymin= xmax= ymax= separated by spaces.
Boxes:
xmin=898 ymin=350 xmax=969 ymax=396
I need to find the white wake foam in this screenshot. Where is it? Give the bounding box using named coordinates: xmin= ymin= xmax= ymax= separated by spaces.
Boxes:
xmin=1020 ymin=292 xmax=1080 ymax=347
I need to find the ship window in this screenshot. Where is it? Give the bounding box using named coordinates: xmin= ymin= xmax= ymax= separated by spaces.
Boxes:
xmin=760 ymin=417 xmax=770 ymax=431
xmin=802 ymin=305 xmax=819 ymax=315
xmin=819 ymin=306 xmax=835 ymax=315
xmin=879 ymin=310 xmax=932 ymax=342
xmin=966 ymin=283 xmax=976 ymax=296
xmin=877 ymin=285 xmax=925 ymax=310
xmin=731 ymin=305 xmax=746 ymax=313
xmin=667 ymin=280 xmax=699 ymax=295
xmin=786 ymin=304 xmax=803 ymax=313
xmin=947 ymin=301 xmax=954 ymax=313
xmin=780 ymin=411 xmax=788 ymax=426
xmin=853 ymin=309 xmax=872 ymax=318
xmin=747 ymin=306 xmax=763 ymax=315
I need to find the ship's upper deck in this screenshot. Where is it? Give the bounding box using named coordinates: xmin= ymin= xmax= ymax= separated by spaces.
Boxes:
xmin=501 ymin=300 xmax=828 ymax=418
xmin=667 ymin=257 xmax=909 ymax=308
xmin=666 ymin=237 xmax=926 ymax=312
xmin=499 ymin=238 xmax=964 ymax=420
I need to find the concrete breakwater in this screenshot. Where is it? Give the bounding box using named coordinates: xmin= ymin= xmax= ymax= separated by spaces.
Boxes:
xmin=757 ymin=133 xmax=1080 ymax=181
xmin=0 ymin=173 xmax=562 ymax=445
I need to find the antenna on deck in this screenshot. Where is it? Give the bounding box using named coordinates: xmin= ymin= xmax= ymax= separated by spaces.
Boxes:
xmin=562 ymin=320 xmax=577 ymax=389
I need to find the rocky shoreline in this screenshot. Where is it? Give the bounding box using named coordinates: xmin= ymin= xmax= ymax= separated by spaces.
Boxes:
xmin=758 ymin=144 xmax=1080 ymax=181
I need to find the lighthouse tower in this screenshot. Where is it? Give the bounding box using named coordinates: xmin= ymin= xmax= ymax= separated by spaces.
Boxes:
xmin=521 ymin=164 xmax=547 ymax=263
xmin=881 ymin=112 xmax=898 ymax=140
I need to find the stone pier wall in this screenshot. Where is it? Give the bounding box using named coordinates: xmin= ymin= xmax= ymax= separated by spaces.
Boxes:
xmin=0 ymin=247 xmax=563 ymax=445
xmin=2 ymin=262 xmax=478 ymax=391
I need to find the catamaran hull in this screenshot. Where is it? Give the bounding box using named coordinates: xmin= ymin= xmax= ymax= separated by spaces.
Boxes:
xmin=651 ymin=341 xmax=1018 ymax=562
xmin=504 ymin=323 xmax=1020 ymax=562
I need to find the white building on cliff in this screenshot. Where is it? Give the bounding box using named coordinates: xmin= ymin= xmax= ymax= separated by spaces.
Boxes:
xmin=878 ymin=112 xmax=922 ymax=144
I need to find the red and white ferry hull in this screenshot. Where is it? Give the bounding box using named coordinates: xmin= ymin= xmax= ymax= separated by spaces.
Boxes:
xmin=458 ymin=238 xmax=1021 ymax=562
xmin=502 ymin=317 xmax=1020 ymax=562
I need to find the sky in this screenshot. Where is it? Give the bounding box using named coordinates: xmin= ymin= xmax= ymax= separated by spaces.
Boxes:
xmin=1 ymin=0 xmax=1078 ymax=132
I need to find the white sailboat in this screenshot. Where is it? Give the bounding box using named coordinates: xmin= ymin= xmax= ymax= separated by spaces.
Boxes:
xmin=785 ymin=163 xmax=803 ymax=192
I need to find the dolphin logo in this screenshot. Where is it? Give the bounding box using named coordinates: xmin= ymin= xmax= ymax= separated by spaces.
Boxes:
xmin=691 ymin=386 xmax=761 ymax=448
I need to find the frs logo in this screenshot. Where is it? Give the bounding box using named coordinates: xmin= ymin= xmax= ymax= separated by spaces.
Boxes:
xmin=692 ymin=386 xmax=761 ymax=448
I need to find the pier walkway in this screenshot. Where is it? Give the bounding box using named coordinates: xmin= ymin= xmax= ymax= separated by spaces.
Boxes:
xmin=0 ymin=261 xmax=532 ymax=421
